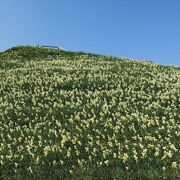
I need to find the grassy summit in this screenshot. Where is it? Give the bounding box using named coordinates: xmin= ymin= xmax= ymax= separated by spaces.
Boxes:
xmin=0 ymin=46 xmax=179 ymax=179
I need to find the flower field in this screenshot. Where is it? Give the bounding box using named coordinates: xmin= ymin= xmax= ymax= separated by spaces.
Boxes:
xmin=0 ymin=46 xmax=180 ymax=179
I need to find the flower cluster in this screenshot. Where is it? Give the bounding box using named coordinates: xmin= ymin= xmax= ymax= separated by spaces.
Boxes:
xmin=0 ymin=49 xmax=179 ymax=179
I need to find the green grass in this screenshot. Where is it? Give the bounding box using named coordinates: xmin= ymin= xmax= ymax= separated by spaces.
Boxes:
xmin=0 ymin=46 xmax=179 ymax=179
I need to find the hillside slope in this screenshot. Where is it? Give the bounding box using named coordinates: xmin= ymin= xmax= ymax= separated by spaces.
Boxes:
xmin=0 ymin=46 xmax=180 ymax=179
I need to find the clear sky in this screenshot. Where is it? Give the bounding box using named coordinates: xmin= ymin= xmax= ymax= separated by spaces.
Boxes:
xmin=0 ymin=0 xmax=180 ymax=65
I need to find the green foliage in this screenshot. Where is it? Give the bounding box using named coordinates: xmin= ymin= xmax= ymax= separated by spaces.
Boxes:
xmin=0 ymin=46 xmax=180 ymax=179
xmin=0 ymin=45 xmax=111 ymax=61
xmin=0 ymin=46 xmax=70 ymax=60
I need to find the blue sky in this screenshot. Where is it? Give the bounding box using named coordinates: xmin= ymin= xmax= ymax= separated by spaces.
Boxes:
xmin=0 ymin=0 xmax=180 ymax=65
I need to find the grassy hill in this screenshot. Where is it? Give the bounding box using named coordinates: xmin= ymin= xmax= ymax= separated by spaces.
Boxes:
xmin=0 ymin=46 xmax=179 ymax=179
